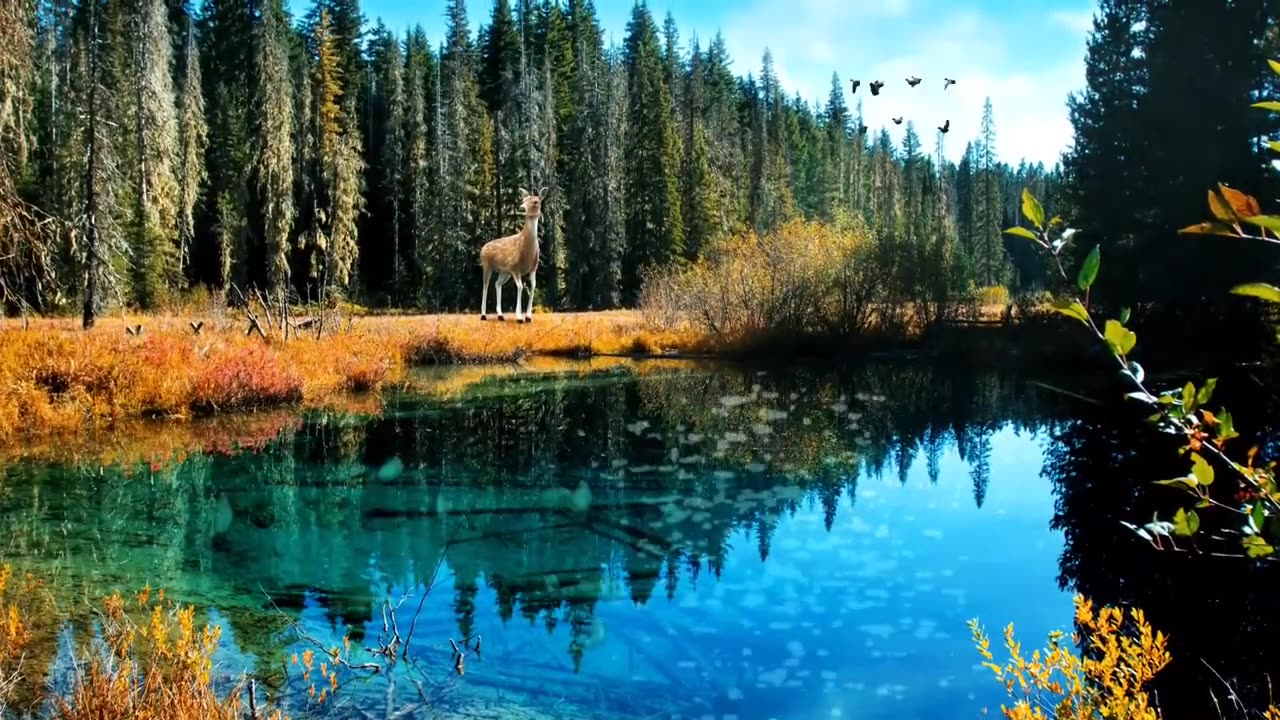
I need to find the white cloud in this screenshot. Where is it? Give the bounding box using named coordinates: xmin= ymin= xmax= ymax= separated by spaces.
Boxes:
xmin=717 ymin=1 xmax=1089 ymax=166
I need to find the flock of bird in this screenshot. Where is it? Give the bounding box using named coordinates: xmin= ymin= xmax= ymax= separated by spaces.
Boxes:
xmin=849 ymin=76 xmax=955 ymax=136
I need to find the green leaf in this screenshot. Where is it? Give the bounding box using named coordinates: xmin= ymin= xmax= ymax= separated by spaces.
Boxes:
xmin=1197 ymin=377 xmax=1218 ymax=406
xmin=1190 ymin=452 xmax=1214 ymax=486
xmin=1050 ymin=299 xmax=1090 ymax=325
xmin=1021 ymin=188 xmax=1046 ymax=229
xmin=1242 ymin=215 xmax=1280 ymax=234
xmin=1154 ymin=477 xmax=1198 ymax=491
xmin=1077 ymin=245 xmax=1100 ymax=292
xmin=1119 ymin=307 xmax=1131 ymax=324
xmin=1104 ymin=319 xmax=1137 ymax=356
xmin=1218 ymin=408 xmax=1238 ymax=443
xmin=1182 ymin=382 xmax=1197 ymax=412
xmin=1252 ymin=101 xmax=1280 ymax=111
xmin=1158 ymin=394 xmax=1176 ymax=405
xmin=1003 ymin=225 xmax=1040 ymax=243
xmin=1243 ymin=535 xmax=1274 ymax=558
xmin=1251 ymin=502 xmax=1267 ymax=533
xmin=1231 ymin=283 xmax=1280 ymax=303
xmin=1127 ymin=361 xmax=1145 ymax=384
xmin=1172 ymin=508 xmax=1200 ymax=537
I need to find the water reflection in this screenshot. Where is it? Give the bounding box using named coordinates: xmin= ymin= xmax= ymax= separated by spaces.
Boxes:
xmin=0 ymin=362 xmax=1089 ymax=718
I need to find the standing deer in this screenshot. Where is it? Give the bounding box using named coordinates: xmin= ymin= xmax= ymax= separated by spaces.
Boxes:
xmin=480 ymin=187 xmax=545 ymax=323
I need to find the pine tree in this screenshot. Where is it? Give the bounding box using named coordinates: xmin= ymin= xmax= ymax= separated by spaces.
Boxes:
xmin=621 ymin=3 xmax=682 ymax=303
xmin=679 ymin=38 xmax=716 ymax=259
xmin=200 ymin=0 xmax=253 ymax=293
xmin=531 ymin=54 xmax=564 ymax=306
xmin=478 ymin=0 xmax=518 ymax=115
xmin=974 ymin=97 xmax=1005 ymax=287
xmin=123 ymin=0 xmax=179 ymax=308
xmin=1133 ymin=0 xmax=1274 ymax=310
xmin=820 ymin=72 xmax=849 ymax=222
xmin=254 ymin=0 xmax=295 ymax=296
xmin=361 ymin=23 xmax=405 ymax=302
xmin=305 ymin=7 xmax=364 ymax=293
xmin=436 ymin=0 xmax=485 ymax=309
xmin=67 ymin=0 xmax=120 ymax=327
xmin=1062 ymin=0 xmax=1151 ymax=302
xmin=702 ymin=33 xmax=744 ymax=235
xmin=600 ymin=45 xmax=626 ymax=306
xmin=174 ymin=14 xmax=206 ymax=284
xmin=402 ymin=27 xmax=433 ymax=304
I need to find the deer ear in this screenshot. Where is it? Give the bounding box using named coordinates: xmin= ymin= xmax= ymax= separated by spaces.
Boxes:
xmin=538 ymin=186 xmax=549 ymax=198
xmin=518 ymin=188 xmax=530 ymax=198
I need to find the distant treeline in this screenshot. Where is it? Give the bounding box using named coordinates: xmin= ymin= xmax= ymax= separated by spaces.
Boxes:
xmin=2 ymin=0 xmax=1071 ymax=322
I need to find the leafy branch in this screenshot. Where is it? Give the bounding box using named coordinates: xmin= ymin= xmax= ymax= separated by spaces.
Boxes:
xmin=1005 ymin=58 xmax=1280 ymax=559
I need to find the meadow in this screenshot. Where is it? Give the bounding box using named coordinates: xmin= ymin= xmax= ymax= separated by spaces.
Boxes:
xmin=0 ymin=310 xmax=707 ymax=442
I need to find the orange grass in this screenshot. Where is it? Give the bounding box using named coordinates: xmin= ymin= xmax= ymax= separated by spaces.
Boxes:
xmin=0 ymin=311 xmax=708 ymax=442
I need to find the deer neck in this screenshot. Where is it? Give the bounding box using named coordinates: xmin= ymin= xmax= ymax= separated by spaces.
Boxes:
xmin=522 ymin=216 xmax=540 ymax=253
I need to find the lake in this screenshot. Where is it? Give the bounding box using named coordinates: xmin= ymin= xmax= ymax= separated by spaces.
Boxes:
xmin=0 ymin=359 xmax=1274 ymax=719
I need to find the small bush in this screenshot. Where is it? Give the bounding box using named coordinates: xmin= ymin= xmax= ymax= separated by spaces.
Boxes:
xmin=977 ymin=285 xmax=1012 ymax=309
xmin=641 ymin=219 xmax=884 ymax=344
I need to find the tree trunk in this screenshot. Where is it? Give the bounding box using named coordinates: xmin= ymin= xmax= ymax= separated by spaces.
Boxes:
xmin=82 ymin=0 xmax=102 ymax=330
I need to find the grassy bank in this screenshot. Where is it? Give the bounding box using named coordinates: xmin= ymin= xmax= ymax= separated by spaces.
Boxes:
xmin=0 ymin=311 xmax=707 ymax=441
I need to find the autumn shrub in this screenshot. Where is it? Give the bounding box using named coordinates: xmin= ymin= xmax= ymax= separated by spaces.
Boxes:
xmin=641 ymin=218 xmax=885 ymax=344
xmin=971 ymin=595 xmax=1171 ymax=720
xmin=972 ymin=594 xmax=1280 ymax=719
xmin=190 ymin=341 xmax=304 ymax=413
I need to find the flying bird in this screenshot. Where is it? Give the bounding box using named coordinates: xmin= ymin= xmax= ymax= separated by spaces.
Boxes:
xmin=892 ymin=116 xmax=903 ymax=125
xmin=906 ymin=76 xmax=921 ymax=87
xmin=869 ymin=80 xmax=884 ymax=96
xmin=938 ymin=120 xmax=950 ymax=134
xmin=943 ymin=78 xmax=956 ymax=89
xmin=850 ymin=79 xmax=861 ymax=94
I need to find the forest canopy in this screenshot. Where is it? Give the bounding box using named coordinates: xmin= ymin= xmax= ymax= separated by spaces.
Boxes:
xmin=1 ymin=0 xmax=1068 ymax=323
xmin=0 ymin=0 xmax=1274 ymax=331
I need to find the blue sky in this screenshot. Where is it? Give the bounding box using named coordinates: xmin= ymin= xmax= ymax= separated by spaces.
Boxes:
xmin=297 ymin=0 xmax=1099 ymax=166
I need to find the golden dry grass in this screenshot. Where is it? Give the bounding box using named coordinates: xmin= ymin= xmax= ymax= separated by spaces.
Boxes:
xmin=0 ymin=311 xmax=708 ymax=442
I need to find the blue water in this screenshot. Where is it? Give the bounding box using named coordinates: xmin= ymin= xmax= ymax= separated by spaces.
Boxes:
xmin=0 ymin=361 xmax=1076 ymax=719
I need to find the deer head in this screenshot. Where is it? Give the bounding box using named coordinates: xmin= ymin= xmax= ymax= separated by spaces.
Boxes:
xmin=518 ymin=188 xmax=545 ymax=218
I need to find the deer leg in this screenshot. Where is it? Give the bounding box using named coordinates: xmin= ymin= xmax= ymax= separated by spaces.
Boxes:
xmin=480 ymin=266 xmax=491 ymax=320
xmin=525 ymin=272 xmax=536 ymax=321
xmin=495 ymin=273 xmax=511 ymax=320
xmin=513 ymin=276 xmax=526 ymax=323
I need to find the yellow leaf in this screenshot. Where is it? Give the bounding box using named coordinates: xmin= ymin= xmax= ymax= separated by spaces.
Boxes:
xmin=1178 ymin=220 xmax=1238 ymax=237
xmin=1232 ymin=283 xmax=1280 ymax=303
xmin=1207 ymin=188 xmax=1236 ymax=221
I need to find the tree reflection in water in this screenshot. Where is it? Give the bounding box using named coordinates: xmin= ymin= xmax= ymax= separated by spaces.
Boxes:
xmin=0 ymin=360 xmax=1274 ymax=717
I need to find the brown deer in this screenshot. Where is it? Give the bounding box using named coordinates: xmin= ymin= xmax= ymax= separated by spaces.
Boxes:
xmin=480 ymin=188 xmax=545 ymax=323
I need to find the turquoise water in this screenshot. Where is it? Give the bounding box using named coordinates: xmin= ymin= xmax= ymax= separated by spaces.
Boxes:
xmin=0 ymin=362 xmax=1079 ymax=719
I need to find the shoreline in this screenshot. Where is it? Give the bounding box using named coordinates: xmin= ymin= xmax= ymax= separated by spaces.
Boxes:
xmin=0 ymin=308 xmax=1123 ymax=449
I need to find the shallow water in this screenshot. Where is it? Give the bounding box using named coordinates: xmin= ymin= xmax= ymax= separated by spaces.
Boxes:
xmin=0 ymin=361 xmax=1124 ymax=718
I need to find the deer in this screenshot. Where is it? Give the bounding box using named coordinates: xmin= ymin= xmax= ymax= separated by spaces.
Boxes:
xmin=480 ymin=187 xmax=546 ymax=323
